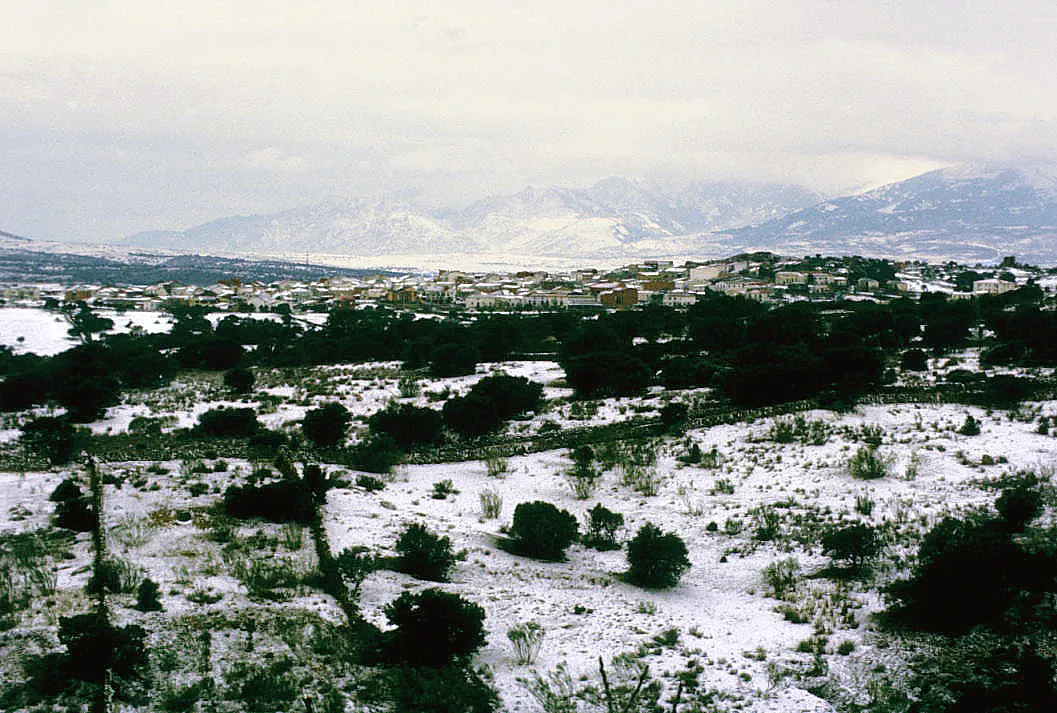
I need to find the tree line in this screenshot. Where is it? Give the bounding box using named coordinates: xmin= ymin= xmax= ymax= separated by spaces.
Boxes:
xmin=3 ymin=283 xmax=1052 ymax=428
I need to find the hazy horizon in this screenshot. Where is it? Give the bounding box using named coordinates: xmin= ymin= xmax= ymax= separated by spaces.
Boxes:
xmin=4 ymin=2 xmax=1056 ymax=243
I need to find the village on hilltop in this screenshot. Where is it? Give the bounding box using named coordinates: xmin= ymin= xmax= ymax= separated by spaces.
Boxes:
xmin=0 ymin=253 xmax=1048 ymax=314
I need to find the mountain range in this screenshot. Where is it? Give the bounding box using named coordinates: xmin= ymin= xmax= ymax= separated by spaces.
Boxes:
xmin=121 ymin=178 xmax=824 ymax=260
xmin=728 ymin=166 xmax=1057 ymax=264
xmin=15 ymin=166 xmax=1057 ymax=267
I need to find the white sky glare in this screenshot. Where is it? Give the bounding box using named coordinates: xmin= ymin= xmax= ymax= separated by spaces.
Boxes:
xmin=3 ymin=0 xmax=1057 ymax=242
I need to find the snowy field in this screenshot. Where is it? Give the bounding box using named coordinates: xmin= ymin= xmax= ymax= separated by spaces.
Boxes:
xmin=3 ymin=375 xmax=1054 ymax=710
xmin=2 ymin=307 xmax=1054 ymax=711
xmin=0 ymin=307 xmax=175 ymax=355
xmin=0 ymin=307 xmax=336 ymax=357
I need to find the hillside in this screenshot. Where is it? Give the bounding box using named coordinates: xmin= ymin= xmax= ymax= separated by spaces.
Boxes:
xmin=121 ymin=179 xmax=821 ymax=260
xmin=118 ymin=166 xmax=1057 ymax=265
xmin=727 ymin=166 xmax=1057 ymax=264
xmin=2 ymin=291 xmax=1056 ymax=712
xmin=0 ymin=239 xmax=397 ymax=285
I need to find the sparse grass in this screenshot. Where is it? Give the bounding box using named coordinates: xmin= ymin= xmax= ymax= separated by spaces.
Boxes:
xmin=279 ymin=522 xmax=304 ymax=550
xmin=711 ymin=477 xmax=736 ymax=495
xmin=234 ymin=555 xmax=315 ymax=601
xmin=565 ymin=470 xmax=600 ymax=499
xmin=356 ymin=474 xmax=386 ymax=492
xmin=111 ymin=514 xmax=154 ymax=550
xmin=479 ymin=488 xmax=503 ymax=519
xmin=92 ymin=556 xmax=145 ymax=594
xmin=431 ymin=479 xmax=458 ymax=499
xmin=485 ymin=452 xmax=508 ymax=478
xmin=848 ymin=446 xmax=891 ymax=480
xmin=508 ymin=621 xmax=545 ymax=665
xmin=762 ymin=557 xmax=801 ymax=600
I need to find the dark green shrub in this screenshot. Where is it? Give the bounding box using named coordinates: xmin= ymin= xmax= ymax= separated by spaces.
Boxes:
xmin=583 ymin=504 xmax=624 ymax=550
xmin=900 ymin=348 xmax=928 ymax=371
xmin=884 ymin=514 xmax=1046 ymax=634
xmin=659 ymin=402 xmax=688 ymax=432
xmin=351 ymin=434 xmax=402 ymax=474
xmin=54 ymin=496 xmax=97 ymax=533
xmin=395 ymin=523 xmax=456 ymax=582
xmin=49 ymin=478 xmax=83 ymax=503
xmin=55 ymin=375 xmax=121 ymax=422
xmin=959 ymin=414 xmax=981 ymax=436
xmin=386 ymin=664 xmax=499 ymax=713
xmin=626 ymin=523 xmax=690 ymax=589
xmin=509 ymin=501 xmax=578 ymax=561
xmin=160 ymin=679 xmax=213 ymax=713
xmin=443 ymin=394 xmax=499 ymax=438
xmin=995 ymin=480 xmax=1044 ymax=533
xmin=429 ymin=343 xmax=480 ymax=378
xmin=383 ymin=588 xmax=486 ymax=667
xmin=176 ymin=337 xmax=245 ymax=371
xmin=223 ymin=480 xmax=316 ymax=524
xmin=302 ymin=402 xmax=351 ymax=448
xmin=900 ymin=636 xmax=1057 ymax=713
xmin=194 ymin=407 xmax=261 ymax=437
xmin=443 ymin=374 xmax=544 ymax=438
xmin=58 ymin=612 xmax=147 ymax=685
xmin=24 ymin=652 xmax=74 ymax=697
xmin=469 ymin=374 xmax=544 ymax=419
xmin=303 ymin=463 xmax=329 ymax=501
xmin=248 ymin=429 xmax=287 ymax=453
xmin=335 ymin=546 xmax=375 ymax=597
xmin=20 ymin=415 xmax=77 ymax=465
xmin=0 ymin=370 xmax=51 ymax=413
xmin=223 ymin=367 xmax=255 ymax=394
xmin=134 ymin=578 xmax=163 ymax=612
xmin=368 ymin=404 xmax=444 ymax=450
xmin=659 ymin=354 xmax=715 ymax=389
xmin=821 ymin=523 xmax=881 ymax=573
xmin=356 ymin=474 xmax=386 ymax=492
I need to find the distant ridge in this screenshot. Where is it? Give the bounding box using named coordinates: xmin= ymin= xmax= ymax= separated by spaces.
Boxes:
xmin=0 ymin=240 xmax=398 ymax=285
xmin=121 ymin=178 xmax=822 ymax=260
xmin=725 ymin=166 xmax=1057 ymax=264
xmin=38 ymin=165 xmax=1057 ymax=267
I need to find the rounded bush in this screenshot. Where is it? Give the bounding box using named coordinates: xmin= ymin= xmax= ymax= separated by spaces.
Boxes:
xmin=396 ymin=523 xmax=456 ymax=582
xmin=223 ymin=367 xmax=255 ymax=394
xmin=369 ymin=404 xmax=443 ymax=450
xmin=302 ymin=402 xmax=351 ymax=448
xmin=223 ymin=480 xmax=316 ymax=524
xmin=626 ymin=522 xmax=690 ymax=589
xmin=194 ymin=407 xmax=261 ymax=437
xmin=384 ymin=588 xmax=486 ymax=667
xmin=509 ymin=501 xmax=578 ymax=561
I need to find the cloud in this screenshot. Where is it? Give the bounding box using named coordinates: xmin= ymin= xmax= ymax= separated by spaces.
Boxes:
xmin=2 ymin=1 xmax=1057 ymax=241
xmin=241 ymin=147 xmax=309 ymax=174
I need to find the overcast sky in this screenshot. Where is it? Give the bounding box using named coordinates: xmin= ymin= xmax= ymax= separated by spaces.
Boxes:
xmin=3 ymin=1 xmax=1057 ymax=243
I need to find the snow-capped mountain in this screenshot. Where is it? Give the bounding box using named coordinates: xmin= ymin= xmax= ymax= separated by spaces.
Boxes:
xmin=122 ymin=179 xmax=822 ymax=259
xmin=117 ymin=167 xmax=1057 ymax=264
xmin=726 ymin=166 xmax=1057 ymax=264
xmin=125 ymin=197 xmax=469 ymax=256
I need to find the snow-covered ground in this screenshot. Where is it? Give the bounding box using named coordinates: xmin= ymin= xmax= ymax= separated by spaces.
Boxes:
xmin=323 ymin=401 xmax=1050 ymax=711
xmin=2 ymin=304 xmax=1054 ymax=710
xmin=4 ymin=388 xmax=1052 ymax=711
xmin=0 ymin=307 xmax=175 ymax=355
xmin=0 ymin=307 xmax=336 ymax=358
